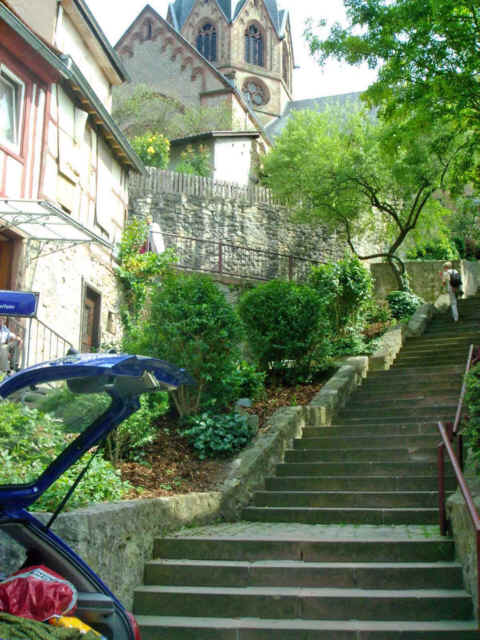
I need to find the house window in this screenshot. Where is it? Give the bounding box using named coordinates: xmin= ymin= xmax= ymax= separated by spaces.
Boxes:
xmin=245 ymin=24 xmax=264 ymax=66
xmin=242 ymin=79 xmax=268 ymax=106
xmin=0 ymin=66 xmax=25 ymax=153
xmin=196 ymin=23 xmax=217 ymax=62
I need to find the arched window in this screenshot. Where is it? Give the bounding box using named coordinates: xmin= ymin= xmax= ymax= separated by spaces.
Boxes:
xmin=196 ymin=23 xmax=217 ymax=62
xmin=242 ymin=79 xmax=268 ymax=106
xmin=245 ymin=24 xmax=264 ymax=66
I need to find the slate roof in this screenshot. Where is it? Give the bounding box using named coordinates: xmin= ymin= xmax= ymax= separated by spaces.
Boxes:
xmin=168 ymin=0 xmax=287 ymax=35
xmin=265 ymin=92 xmax=364 ymax=139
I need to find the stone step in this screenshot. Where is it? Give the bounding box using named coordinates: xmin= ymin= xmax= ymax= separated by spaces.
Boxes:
xmin=252 ymin=490 xmax=447 ymax=509
xmin=294 ymin=435 xmax=441 ymax=450
xmin=133 ymin=585 xmax=472 ymax=621
xmin=285 ymin=448 xmax=438 ymax=463
xmin=276 ymin=461 xmax=447 ymax=477
xmin=392 ymin=356 xmax=470 ymax=367
xmin=153 ymin=536 xmax=455 ymax=563
xmin=337 ymin=413 xmax=453 ymax=425
xmin=347 ymin=394 xmax=459 ymax=408
xmin=265 ymin=475 xmax=456 ymax=492
xmin=135 ymin=615 xmax=479 ymax=640
xmin=366 ymin=365 xmax=464 ymax=378
xmin=339 ymin=407 xmax=456 ymax=420
xmin=241 ymin=506 xmax=439 ymax=525
xmin=352 ymin=385 xmax=460 ymax=399
xmin=143 ymin=559 xmax=464 ymax=590
xmin=302 ymin=423 xmax=440 ymax=437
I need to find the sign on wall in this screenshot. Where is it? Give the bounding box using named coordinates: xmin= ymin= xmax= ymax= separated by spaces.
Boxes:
xmin=0 ymin=291 xmax=39 ymax=317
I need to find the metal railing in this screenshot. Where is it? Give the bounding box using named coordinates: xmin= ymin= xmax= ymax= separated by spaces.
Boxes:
xmin=155 ymin=232 xmax=322 ymax=282
xmin=437 ymin=344 xmax=480 ymax=618
xmin=4 ymin=316 xmax=73 ymax=371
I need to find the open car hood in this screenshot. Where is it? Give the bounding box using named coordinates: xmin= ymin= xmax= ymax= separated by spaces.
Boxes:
xmin=0 ymin=353 xmax=193 ymax=510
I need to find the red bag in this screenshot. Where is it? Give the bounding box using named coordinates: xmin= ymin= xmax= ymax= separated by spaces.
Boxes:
xmin=0 ymin=565 xmax=77 ymax=621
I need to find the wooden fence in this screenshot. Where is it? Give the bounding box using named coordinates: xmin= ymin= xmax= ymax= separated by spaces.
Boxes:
xmin=130 ymin=167 xmax=279 ymax=205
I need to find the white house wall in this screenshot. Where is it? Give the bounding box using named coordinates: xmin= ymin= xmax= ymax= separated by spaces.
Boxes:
xmin=214 ymin=138 xmax=252 ymax=185
xmin=56 ymin=13 xmax=113 ymax=111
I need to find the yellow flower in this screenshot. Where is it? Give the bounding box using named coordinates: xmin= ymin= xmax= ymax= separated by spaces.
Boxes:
xmin=147 ymin=146 xmax=155 ymax=154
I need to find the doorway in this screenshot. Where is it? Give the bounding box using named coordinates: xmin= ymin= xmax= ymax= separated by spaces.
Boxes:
xmin=81 ymin=285 xmax=101 ymax=352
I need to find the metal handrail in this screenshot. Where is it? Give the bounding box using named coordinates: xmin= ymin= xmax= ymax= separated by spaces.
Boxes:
xmin=148 ymin=231 xmax=323 ymax=282
xmin=5 ymin=316 xmax=73 ymax=371
xmin=437 ymin=343 xmax=480 ymax=620
xmin=438 ymin=421 xmax=480 ymax=620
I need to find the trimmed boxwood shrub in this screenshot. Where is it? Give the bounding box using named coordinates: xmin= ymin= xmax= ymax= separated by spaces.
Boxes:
xmin=237 ymin=279 xmax=331 ymax=381
xmin=386 ymin=290 xmax=424 ymax=320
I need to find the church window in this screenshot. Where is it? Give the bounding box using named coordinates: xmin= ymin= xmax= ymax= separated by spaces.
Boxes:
xmin=196 ymin=23 xmax=217 ymax=62
xmin=245 ymin=24 xmax=264 ymax=66
xmin=242 ymin=79 xmax=268 ymax=106
xmin=145 ymin=20 xmax=153 ymax=40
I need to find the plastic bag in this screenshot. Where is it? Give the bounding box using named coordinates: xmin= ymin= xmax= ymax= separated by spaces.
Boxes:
xmin=0 ymin=565 xmax=77 ymax=621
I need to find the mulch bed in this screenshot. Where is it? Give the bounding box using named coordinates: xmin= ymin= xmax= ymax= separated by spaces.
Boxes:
xmin=119 ymin=381 xmax=325 ymax=499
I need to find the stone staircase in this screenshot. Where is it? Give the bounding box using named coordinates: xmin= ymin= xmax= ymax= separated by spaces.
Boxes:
xmin=133 ymin=296 xmax=480 ymax=638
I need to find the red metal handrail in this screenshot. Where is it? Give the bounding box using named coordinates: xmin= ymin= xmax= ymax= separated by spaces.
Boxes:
xmin=438 ymin=421 xmax=480 ymax=620
xmin=437 ymin=344 xmax=480 ymax=620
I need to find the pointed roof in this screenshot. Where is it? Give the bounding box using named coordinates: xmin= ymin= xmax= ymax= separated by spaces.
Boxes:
xmin=168 ymin=0 xmax=287 ymax=36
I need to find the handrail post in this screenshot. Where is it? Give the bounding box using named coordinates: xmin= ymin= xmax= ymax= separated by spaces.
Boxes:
xmin=438 ymin=442 xmax=448 ymax=536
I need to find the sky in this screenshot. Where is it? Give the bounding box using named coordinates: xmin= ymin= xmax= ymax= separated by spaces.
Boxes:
xmin=88 ymin=0 xmax=378 ymax=100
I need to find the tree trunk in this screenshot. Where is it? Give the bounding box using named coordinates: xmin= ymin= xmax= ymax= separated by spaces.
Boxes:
xmin=387 ymin=254 xmax=408 ymax=291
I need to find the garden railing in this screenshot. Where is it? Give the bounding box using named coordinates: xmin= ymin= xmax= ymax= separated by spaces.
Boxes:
xmin=152 ymin=231 xmax=323 ymax=282
xmin=437 ymin=343 xmax=480 ymax=619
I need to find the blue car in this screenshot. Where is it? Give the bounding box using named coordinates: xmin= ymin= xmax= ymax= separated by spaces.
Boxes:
xmin=0 ymin=353 xmax=193 ymax=639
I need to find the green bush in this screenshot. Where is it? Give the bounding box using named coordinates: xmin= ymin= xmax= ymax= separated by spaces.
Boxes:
xmin=237 ymin=279 xmax=331 ymax=382
xmin=0 ymin=401 xmax=129 ymax=512
xmin=131 ymin=132 xmax=170 ymax=168
xmin=406 ymin=238 xmax=459 ymax=261
xmin=181 ymin=412 xmax=255 ymax=459
xmin=364 ymin=299 xmax=393 ymax=325
xmin=308 ymin=255 xmax=373 ymax=335
xmin=126 ymin=272 xmax=244 ymax=417
xmin=104 ymin=392 xmax=168 ymax=465
xmin=208 ymin=360 xmax=265 ymax=411
xmin=463 ymin=363 xmax=480 ymax=470
xmin=386 ymin=290 xmax=424 ymax=319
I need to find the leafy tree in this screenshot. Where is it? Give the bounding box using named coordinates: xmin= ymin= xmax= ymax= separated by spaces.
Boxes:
xmin=305 ymin=0 xmax=480 ymax=171
xmin=261 ymin=105 xmax=470 ymax=288
xmin=113 ymin=83 xmax=232 ymax=140
xmin=176 ymin=144 xmax=212 ymax=177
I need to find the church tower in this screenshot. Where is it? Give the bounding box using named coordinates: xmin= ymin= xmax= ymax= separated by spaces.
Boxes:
xmin=166 ymin=0 xmax=294 ymax=125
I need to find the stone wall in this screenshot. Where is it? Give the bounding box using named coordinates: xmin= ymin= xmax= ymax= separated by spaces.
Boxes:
xmin=371 ymin=260 xmax=479 ymax=303
xmin=130 ymin=189 xmax=367 ymax=265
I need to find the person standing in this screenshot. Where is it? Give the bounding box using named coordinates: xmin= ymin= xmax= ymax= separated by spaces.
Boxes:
xmin=441 ymin=262 xmax=462 ymax=322
xmin=0 ymin=318 xmax=22 ymax=373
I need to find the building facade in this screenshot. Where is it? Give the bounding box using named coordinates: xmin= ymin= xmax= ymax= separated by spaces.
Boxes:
xmin=0 ymin=0 xmax=143 ymax=367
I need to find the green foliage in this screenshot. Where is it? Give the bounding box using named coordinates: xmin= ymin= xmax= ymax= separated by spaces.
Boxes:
xmin=181 ymin=411 xmax=255 ymax=460
xmin=113 ymin=83 xmax=232 ymax=140
xmin=116 ymin=218 xmax=175 ymax=323
xmin=386 ymin=290 xmax=424 ymax=320
xmin=0 ymin=401 xmax=129 ymax=512
xmin=127 ymin=272 xmax=244 ymax=417
xmin=305 ymin=0 xmax=480 ymax=160
xmin=176 ymin=144 xmax=211 ymax=177
xmin=365 ymin=299 xmax=393 ymax=325
xmin=237 ymin=280 xmax=331 ymax=382
xmin=131 ymin=132 xmax=170 ymax=168
xmin=208 ymin=360 xmax=265 ymax=411
xmin=463 ymin=363 xmax=480 ymax=470
xmin=261 ymin=106 xmax=468 ymax=289
xmin=308 ymin=255 xmax=373 ymax=335
xmin=105 ymin=392 xmax=168 ymax=465
xmin=37 ymin=388 xmax=110 ymax=433
xmin=406 ymin=238 xmax=459 ymax=261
